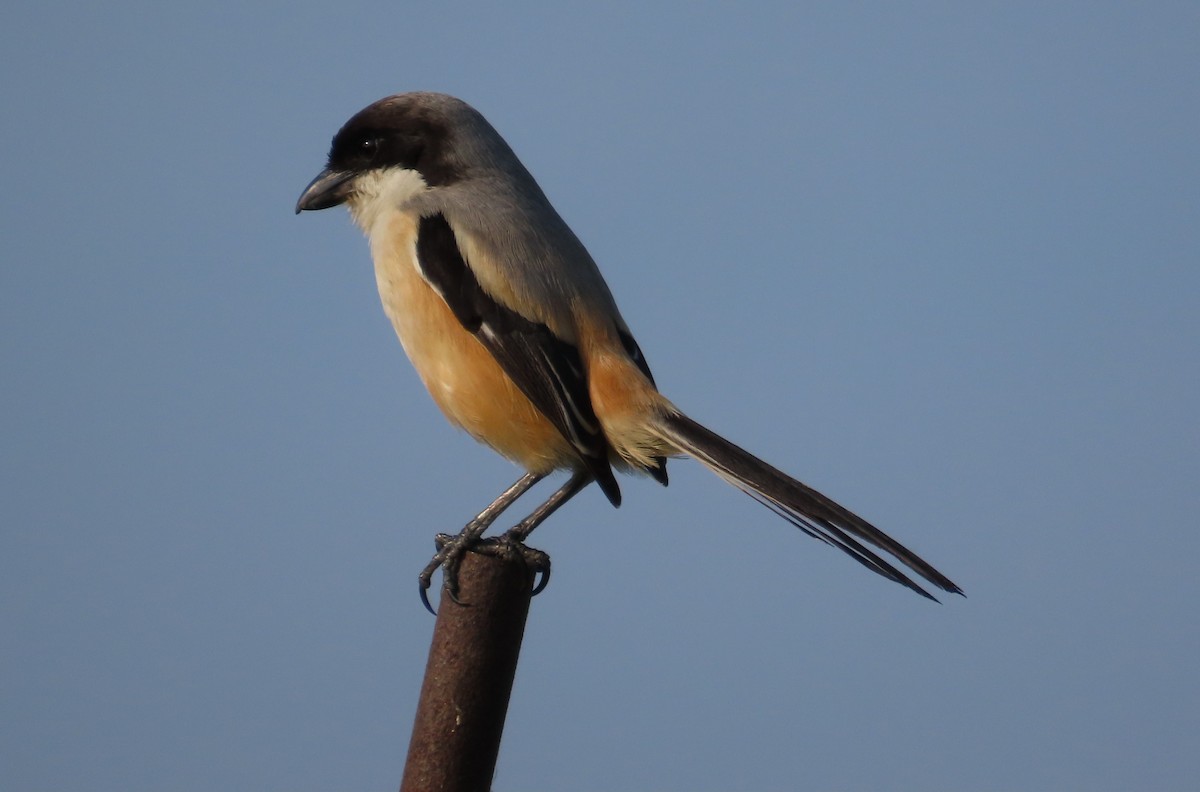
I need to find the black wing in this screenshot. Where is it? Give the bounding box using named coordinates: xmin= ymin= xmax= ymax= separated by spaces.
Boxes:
xmin=415 ymin=213 xmax=622 ymax=505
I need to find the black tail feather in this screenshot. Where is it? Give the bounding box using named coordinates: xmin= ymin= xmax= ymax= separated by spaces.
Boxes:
xmin=654 ymin=411 xmax=962 ymax=600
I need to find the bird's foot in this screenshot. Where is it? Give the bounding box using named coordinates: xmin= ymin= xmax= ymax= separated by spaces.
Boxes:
xmin=477 ymin=531 xmax=552 ymax=596
xmin=417 ymin=529 xmax=551 ymax=614
xmin=417 ymin=530 xmax=471 ymax=614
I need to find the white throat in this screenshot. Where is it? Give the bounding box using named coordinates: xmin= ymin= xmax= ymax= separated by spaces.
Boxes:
xmin=346 ymin=167 xmax=430 ymax=236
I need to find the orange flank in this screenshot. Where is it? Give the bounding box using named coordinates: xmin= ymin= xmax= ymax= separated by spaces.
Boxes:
xmin=370 ymin=212 xmax=574 ymax=473
xmin=582 ymin=333 xmax=675 ymax=471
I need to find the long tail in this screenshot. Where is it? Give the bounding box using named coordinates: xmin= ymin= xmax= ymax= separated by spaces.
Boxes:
xmin=651 ymin=410 xmax=962 ymax=601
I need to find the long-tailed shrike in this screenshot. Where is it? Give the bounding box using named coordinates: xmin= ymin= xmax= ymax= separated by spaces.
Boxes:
xmin=296 ymin=92 xmax=961 ymax=609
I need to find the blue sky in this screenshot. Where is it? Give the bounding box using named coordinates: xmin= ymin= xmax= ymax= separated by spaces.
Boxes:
xmin=3 ymin=2 xmax=1197 ymax=790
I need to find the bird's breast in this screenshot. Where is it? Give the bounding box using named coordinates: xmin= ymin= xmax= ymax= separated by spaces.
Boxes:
xmin=368 ymin=210 xmax=575 ymax=473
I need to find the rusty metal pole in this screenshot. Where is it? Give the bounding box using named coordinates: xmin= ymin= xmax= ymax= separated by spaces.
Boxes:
xmin=399 ymin=547 xmax=537 ymax=792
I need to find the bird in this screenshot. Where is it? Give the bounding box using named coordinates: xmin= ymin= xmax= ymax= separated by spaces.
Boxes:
xmin=295 ymin=92 xmax=962 ymax=609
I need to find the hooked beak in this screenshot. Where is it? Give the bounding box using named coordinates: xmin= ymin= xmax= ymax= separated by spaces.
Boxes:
xmin=295 ymin=168 xmax=356 ymax=214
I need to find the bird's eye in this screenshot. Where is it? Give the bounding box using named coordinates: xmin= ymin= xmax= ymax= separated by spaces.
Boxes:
xmin=360 ymin=136 xmax=380 ymax=158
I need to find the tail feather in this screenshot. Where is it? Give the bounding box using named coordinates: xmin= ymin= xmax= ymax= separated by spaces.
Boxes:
xmin=652 ymin=411 xmax=962 ymax=601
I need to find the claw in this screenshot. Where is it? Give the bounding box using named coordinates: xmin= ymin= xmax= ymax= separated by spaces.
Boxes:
xmin=417 ymin=531 xmax=473 ymax=614
xmin=418 ymin=582 xmax=436 ymax=616
xmin=531 ymin=564 xmax=551 ymax=596
xmin=417 ymin=553 xmax=444 ymax=615
xmin=493 ymin=530 xmax=551 ymax=596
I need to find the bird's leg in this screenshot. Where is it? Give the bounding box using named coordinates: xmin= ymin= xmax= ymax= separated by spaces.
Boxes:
xmin=418 ymin=471 xmax=543 ymax=613
xmin=475 ymin=471 xmax=592 ymax=596
xmin=505 ymin=470 xmax=591 ymax=543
